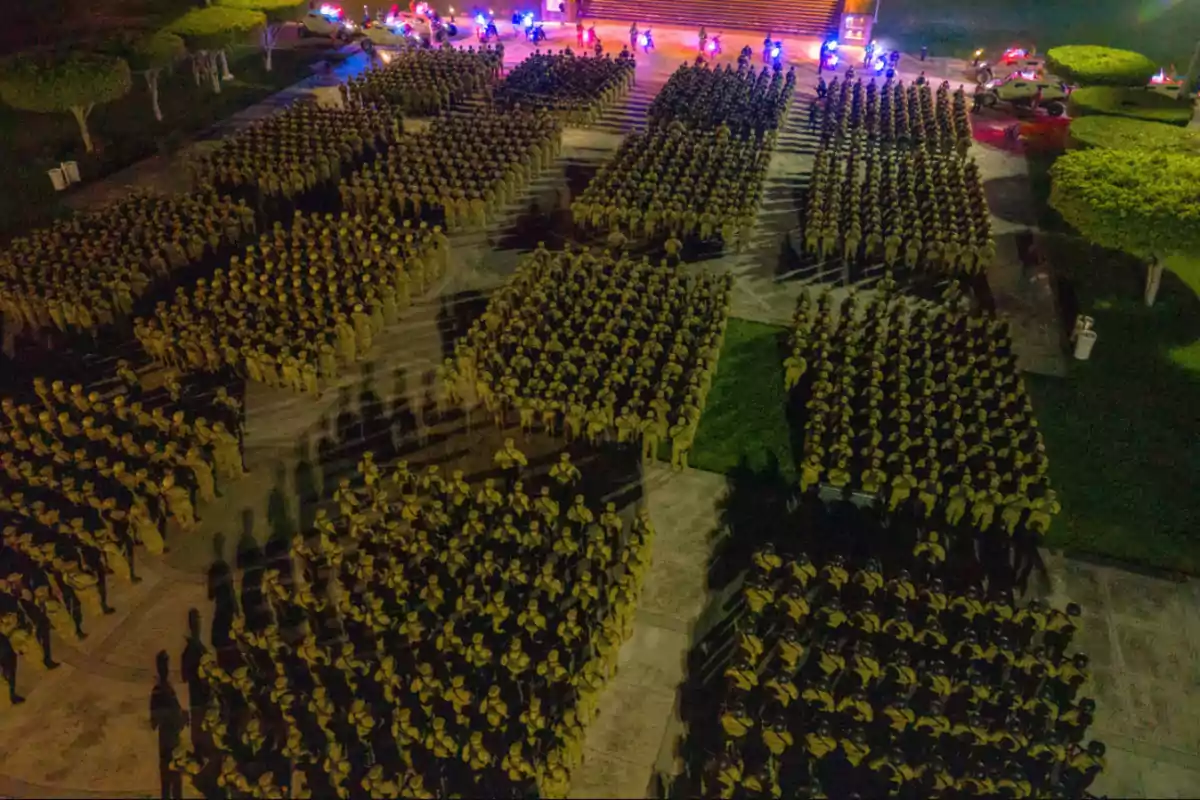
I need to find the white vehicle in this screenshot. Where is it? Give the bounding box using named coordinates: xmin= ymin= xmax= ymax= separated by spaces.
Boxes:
xmin=1147 ymin=69 xmax=1196 ymax=100
xmin=300 ymin=5 xmax=359 ymax=40
xmin=360 ymin=11 xmax=457 ymax=51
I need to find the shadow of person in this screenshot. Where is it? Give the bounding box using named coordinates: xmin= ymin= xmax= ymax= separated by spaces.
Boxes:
xmin=179 ymin=608 xmax=210 ymax=754
xmin=707 ymin=453 xmax=791 ymax=591
xmin=236 ymin=520 xmax=270 ymax=634
xmin=294 ymin=435 xmax=322 ymax=531
xmin=266 ymin=463 xmax=296 ymax=550
xmin=150 ymin=650 xmax=186 ymax=800
xmin=206 ymin=532 xmax=239 ymax=653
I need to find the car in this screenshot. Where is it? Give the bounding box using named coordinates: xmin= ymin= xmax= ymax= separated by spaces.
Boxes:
xmin=1147 ymin=69 xmax=1197 ymax=100
xmin=300 ymin=4 xmax=359 ymax=40
xmin=981 ymin=71 xmax=1072 ymax=116
xmin=359 ymin=10 xmax=458 ymax=51
xmin=971 ymin=47 xmax=1045 ymax=84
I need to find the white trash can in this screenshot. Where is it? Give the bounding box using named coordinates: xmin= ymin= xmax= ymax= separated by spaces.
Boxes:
xmin=47 ymin=168 xmax=68 ymax=192
xmin=1074 ymin=328 xmax=1097 ymax=360
xmin=61 ymin=161 xmax=81 ymax=184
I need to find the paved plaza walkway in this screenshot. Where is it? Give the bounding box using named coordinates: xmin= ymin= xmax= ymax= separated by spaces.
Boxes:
xmin=0 ymin=22 xmax=1192 ymax=799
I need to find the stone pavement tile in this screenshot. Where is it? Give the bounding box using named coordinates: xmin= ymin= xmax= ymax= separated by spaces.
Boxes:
xmin=0 ymin=666 xmax=161 ymax=794
xmin=1123 ymin=675 xmax=1176 ymax=745
xmin=1106 ymin=571 xmax=1186 ymax=627
xmin=64 ymin=571 xmax=166 ymax=656
xmin=569 ymin=748 xmax=652 ymax=800
xmin=1092 ymin=745 xmax=1151 ymax=800
xmin=617 ymin=622 xmax=689 ymax=694
xmin=1161 ymin=685 xmax=1200 ymax=756
xmin=1073 ymin=616 xmax=1115 ymax=670
xmin=1138 ymin=758 xmax=1200 ymax=799
xmin=1086 ymin=666 xmax=1126 ymax=735
xmin=1054 ymin=559 xmax=1110 ymax=617
xmin=1117 ymin=622 xmax=1196 ymax=685
xmin=638 ymin=552 xmax=710 ymax=625
xmin=583 ymin=678 xmax=676 ymax=768
xmin=100 ymin=579 xmax=210 ymax=673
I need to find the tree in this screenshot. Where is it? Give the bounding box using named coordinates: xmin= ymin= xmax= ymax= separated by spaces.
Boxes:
xmin=168 ymin=6 xmax=266 ymax=93
xmin=125 ymin=31 xmax=188 ymax=122
xmin=217 ymin=0 xmax=307 ymax=72
xmin=1050 ymin=149 xmax=1200 ymax=306
xmin=0 ymin=52 xmax=131 ymax=153
xmin=1046 ymin=45 xmax=1158 ymax=87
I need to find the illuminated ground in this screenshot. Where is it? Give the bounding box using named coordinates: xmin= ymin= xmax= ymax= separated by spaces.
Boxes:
xmin=0 ymin=22 xmax=1198 ymax=799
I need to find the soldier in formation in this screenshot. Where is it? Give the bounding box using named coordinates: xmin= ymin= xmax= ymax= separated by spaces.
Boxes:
xmin=495 ymin=50 xmax=635 ymax=126
xmin=570 ymin=60 xmax=795 ymax=249
xmin=648 ymin=60 xmax=795 ymax=137
xmin=134 ymin=211 xmax=447 ymax=394
xmin=693 ymin=545 xmax=1103 ymax=797
xmin=342 ymin=44 xmax=498 ymax=115
xmin=802 ymin=82 xmax=992 ymax=275
xmin=573 ymin=122 xmax=769 ymax=249
xmin=189 ymin=102 xmax=403 ymax=222
xmin=0 ymin=373 xmax=245 ymax=701
xmin=789 ymin=285 xmax=1056 ymax=592
xmin=0 ymin=190 xmax=250 ymax=341
xmin=342 ymin=110 xmax=562 ymax=230
xmin=168 ymin=455 xmax=655 ymax=798
xmin=818 ymin=76 xmax=972 ymax=153
xmin=448 ymin=245 xmax=730 ymax=472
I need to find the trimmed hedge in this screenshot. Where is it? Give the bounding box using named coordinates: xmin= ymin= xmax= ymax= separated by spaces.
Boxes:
xmin=168 ymin=6 xmax=267 ymax=50
xmin=1069 ymin=115 xmax=1200 ymax=154
xmin=1068 ymin=86 xmax=1194 ymax=126
xmin=1046 ymin=45 xmax=1157 ymax=86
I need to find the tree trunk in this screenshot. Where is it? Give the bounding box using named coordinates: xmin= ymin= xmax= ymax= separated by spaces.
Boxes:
xmin=219 ymin=49 xmax=234 ymax=81
xmin=69 ymin=104 xmax=94 ymax=153
xmin=191 ymin=54 xmax=201 ymax=86
xmin=262 ymin=24 xmax=280 ymax=72
xmin=207 ymin=52 xmax=222 ymax=93
xmin=145 ymin=69 xmax=163 ymax=122
xmin=1144 ymin=259 xmax=1164 ymax=307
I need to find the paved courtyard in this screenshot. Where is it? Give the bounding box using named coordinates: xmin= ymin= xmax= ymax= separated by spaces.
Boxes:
xmin=0 ymin=21 xmax=1194 ymax=799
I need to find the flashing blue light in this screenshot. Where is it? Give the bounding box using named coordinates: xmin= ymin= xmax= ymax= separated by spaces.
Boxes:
xmin=475 ymin=13 xmax=486 ymax=25
xmin=638 ymin=33 xmax=648 ymax=46
xmin=771 ymin=46 xmax=781 ymax=58
xmin=828 ymin=53 xmax=839 ymax=66
xmin=873 ymin=57 xmax=885 ymax=72
xmin=522 ymin=12 xmax=533 ymax=25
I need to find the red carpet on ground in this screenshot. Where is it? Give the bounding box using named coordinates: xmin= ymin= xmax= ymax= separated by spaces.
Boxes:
xmin=581 ymin=0 xmax=840 ymax=37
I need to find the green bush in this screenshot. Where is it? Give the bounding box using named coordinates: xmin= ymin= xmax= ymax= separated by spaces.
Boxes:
xmin=168 ymin=6 xmax=267 ymax=50
xmin=1049 ymin=148 xmax=1200 ymax=262
xmin=1068 ymin=86 xmax=1194 ymax=126
xmin=1069 ymin=115 xmax=1200 ymax=153
xmin=217 ymin=0 xmax=307 ymax=23
xmin=1046 ymin=45 xmax=1157 ymax=86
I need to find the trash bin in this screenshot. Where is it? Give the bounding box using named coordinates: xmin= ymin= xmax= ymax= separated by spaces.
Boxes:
xmin=47 ymin=168 xmax=68 ymax=192
xmin=1074 ymin=328 xmax=1097 ymax=360
xmin=61 ymin=161 xmax=81 ymax=184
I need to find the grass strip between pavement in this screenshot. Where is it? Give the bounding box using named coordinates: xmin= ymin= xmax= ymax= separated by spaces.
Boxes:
xmin=688 ymin=317 xmax=796 ymax=481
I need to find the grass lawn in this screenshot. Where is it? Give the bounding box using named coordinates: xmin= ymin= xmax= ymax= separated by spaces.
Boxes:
xmin=687 ymin=318 xmax=796 ymax=480
xmin=877 ymin=0 xmax=1197 ymax=65
xmin=0 ymin=42 xmax=323 ymax=239
xmin=1025 ymin=241 xmax=1200 ymax=574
